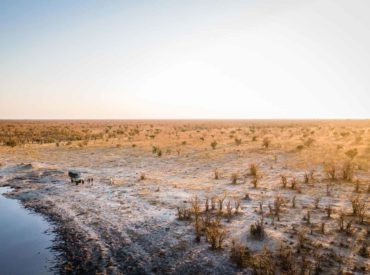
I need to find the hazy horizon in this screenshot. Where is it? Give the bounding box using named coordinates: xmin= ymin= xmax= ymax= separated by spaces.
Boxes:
xmin=1 ymin=0 xmax=370 ymax=119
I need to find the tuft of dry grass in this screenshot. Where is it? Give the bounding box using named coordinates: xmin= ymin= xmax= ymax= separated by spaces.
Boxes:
xmin=230 ymin=240 xmax=250 ymax=268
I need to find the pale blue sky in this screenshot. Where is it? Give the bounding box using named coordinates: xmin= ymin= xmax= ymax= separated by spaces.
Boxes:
xmin=1 ymin=0 xmax=370 ymax=119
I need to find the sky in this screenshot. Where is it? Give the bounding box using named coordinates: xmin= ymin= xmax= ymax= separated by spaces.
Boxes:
xmin=0 ymin=0 xmax=369 ymax=119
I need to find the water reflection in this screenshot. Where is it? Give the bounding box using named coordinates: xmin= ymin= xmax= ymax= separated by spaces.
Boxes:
xmin=0 ymin=187 xmax=57 ymax=275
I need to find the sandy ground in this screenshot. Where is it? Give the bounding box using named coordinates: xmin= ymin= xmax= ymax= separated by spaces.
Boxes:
xmin=0 ymin=120 xmax=369 ymax=274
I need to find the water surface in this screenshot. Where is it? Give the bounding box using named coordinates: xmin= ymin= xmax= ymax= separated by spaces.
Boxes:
xmin=0 ymin=187 xmax=57 ymax=275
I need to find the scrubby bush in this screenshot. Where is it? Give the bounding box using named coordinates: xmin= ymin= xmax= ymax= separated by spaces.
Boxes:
xmin=262 ymin=137 xmax=270 ymax=148
xmin=231 ymin=173 xmax=239 ymax=184
xmin=345 ymin=148 xmax=358 ymax=159
xmin=326 ymin=204 xmax=332 ymax=218
xmin=5 ymin=139 xmax=17 ymax=147
xmin=177 ymin=207 xmax=191 ymax=220
xmin=211 ymin=141 xmax=217 ymax=150
xmin=342 ymin=161 xmax=354 ymax=181
xmin=205 ymin=219 xmax=226 ymax=249
xmin=249 ymin=163 xmax=258 ymax=177
xmin=281 ymin=175 xmax=287 ymax=188
xmin=290 ymin=177 xmax=297 ymax=190
xmin=351 ymin=196 xmax=367 ymax=223
xmin=250 ymin=217 xmax=265 ymax=240
xmin=325 ymin=163 xmax=337 ymax=180
xmin=214 ymin=169 xmax=219 ymax=180
xmin=234 ymin=138 xmax=242 ymax=146
xmin=230 ymin=240 xmax=250 ymax=268
xmin=252 ymin=176 xmax=259 ymax=188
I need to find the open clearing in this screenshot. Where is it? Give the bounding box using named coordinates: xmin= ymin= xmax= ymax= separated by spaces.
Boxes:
xmin=0 ymin=120 xmax=369 ymax=274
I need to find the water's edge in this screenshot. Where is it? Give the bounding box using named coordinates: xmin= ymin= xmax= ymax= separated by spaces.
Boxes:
xmin=0 ymin=187 xmax=58 ymax=275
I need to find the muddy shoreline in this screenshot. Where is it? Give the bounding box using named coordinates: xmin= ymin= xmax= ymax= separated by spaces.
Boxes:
xmin=3 ymin=185 xmax=103 ymax=274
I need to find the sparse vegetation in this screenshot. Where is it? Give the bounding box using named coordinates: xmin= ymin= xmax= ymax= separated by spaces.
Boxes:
xmin=1 ymin=120 xmax=369 ymax=274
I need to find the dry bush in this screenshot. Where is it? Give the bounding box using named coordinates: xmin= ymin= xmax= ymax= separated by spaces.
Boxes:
xmin=354 ymin=179 xmax=360 ymax=193
xmin=234 ymin=198 xmax=241 ymax=214
xmin=259 ymin=201 xmax=264 ymax=215
xmin=325 ymin=163 xmax=337 ymax=180
xmin=4 ymin=139 xmax=17 ymax=147
xmin=277 ymin=245 xmax=296 ymax=274
xmin=177 ymin=207 xmax=191 ymax=220
xmin=290 ymin=177 xmax=297 ymax=190
xmin=231 ymin=173 xmax=239 ymax=184
xmin=326 ymin=204 xmax=332 ymax=218
xmin=304 ymin=172 xmax=309 ymax=184
xmin=249 ymin=163 xmax=258 ymax=177
xmin=342 ymin=161 xmax=354 ymax=182
xmin=345 ymin=219 xmax=353 ymax=235
xmin=210 ymin=141 xmax=217 ymax=150
xmin=297 ymin=229 xmax=307 ymax=250
xmin=218 ymin=195 xmax=226 ymax=214
xmin=262 ymin=137 xmax=270 ymax=148
xmin=304 ymin=211 xmax=311 ymax=224
xmin=194 ymin=214 xmax=202 ymax=242
xmin=314 ymin=197 xmax=321 ymax=209
xmin=303 ymin=170 xmax=315 ymax=184
xmin=345 ymin=148 xmax=358 ymax=159
xmin=321 ymin=222 xmax=325 ymax=234
xmin=292 ymin=196 xmax=296 ymax=208
xmin=211 ymin=197 xmax=216 ymax=210
xmin=205 ymin=219 xmax=226 ymax=250
xmin=230 ymin=240 xmax=251 ymax=268
xmin=274 ymin=195 xmax=284 ymax=221
xmin=251 ymin=246 xmax=275 ymax=275
xmin=234 ymin=138 xmax=242 ymax=146
xmin=191 ymin=196 xmax=201 ymax=216
xmin=152 ymin=146 xmax=159 ymax=154
xmin=214 ymin=169 xmax=219 ymax=180
xmin=205 ymin=197 xmax=210 ymax=212
xmin=281 ymin=175 xmax=287 ymax=188
xmin=139 ymin=173 xmax=146 ymax=181
xmin=351 ymin=196 xmax=367 ymax=223
xmin=250 ymin=217 xmax=265 ymax=240
xmin=309 ymin=170 xmax=315 ymax=182
xmin=351 ymin=196 xmax=363 ymax=215
xmin=251 ymin=176 xmax=259 ymax=188
xmin=358 ymin=243 xmax=369 ymax=258
xmin=226 ymin=200 xmax=233 ymax=222
xmin=338 ymin=211 xmax=353 ymax=234
xmin=326 ymin=182 xmax=332 ymax=196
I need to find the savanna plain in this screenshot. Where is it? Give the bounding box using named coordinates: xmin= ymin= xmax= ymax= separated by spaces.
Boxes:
xmin=0 ymin=120 xmax=369 ymax=274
